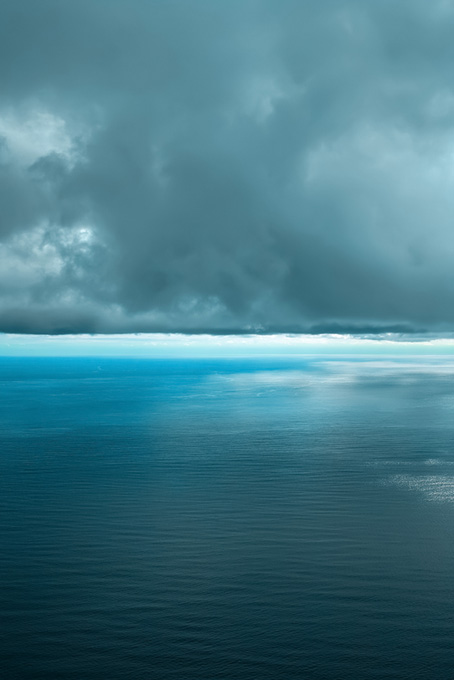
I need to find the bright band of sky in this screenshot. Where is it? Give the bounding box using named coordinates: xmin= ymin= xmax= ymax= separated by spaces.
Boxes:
xmin=2 ymin=334 xmax=454 ymax=357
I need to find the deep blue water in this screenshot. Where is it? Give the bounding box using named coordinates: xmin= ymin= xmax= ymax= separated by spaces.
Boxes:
xmin=2 ymin=356 xmax=454 ymax=679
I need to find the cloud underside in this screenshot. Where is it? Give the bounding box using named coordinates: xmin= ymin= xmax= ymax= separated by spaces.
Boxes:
xmin=2 ymin=0 xmax=454 ymax=334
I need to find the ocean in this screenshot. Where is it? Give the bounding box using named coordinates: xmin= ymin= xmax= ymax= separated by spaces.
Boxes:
xmin=2 ymin=356 xmax=454 ymax=679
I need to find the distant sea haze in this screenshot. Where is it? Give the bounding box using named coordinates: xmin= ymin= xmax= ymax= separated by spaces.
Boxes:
xmin=2 ymin=356 xmax=454 ymax=679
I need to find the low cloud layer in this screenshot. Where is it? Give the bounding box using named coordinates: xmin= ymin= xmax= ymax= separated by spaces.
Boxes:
xmin=2 ymin=0 xmax=454 ymax=334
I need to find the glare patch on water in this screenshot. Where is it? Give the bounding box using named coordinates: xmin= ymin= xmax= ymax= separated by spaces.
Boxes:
xmin=372 ymin=458 xmax=454 ymax=468
xmin=218 ymin=360 xmax=454 ymax=393
xmin=389 ymin=473 xmax=454 ymax=502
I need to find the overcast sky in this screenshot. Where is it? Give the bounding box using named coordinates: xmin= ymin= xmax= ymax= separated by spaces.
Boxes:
xmin=2 ymin=0 xmax=454 ymax=335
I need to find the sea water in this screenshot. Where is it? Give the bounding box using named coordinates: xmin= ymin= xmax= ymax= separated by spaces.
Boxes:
xmin=2 ymin=356 xmax=454 ymax=679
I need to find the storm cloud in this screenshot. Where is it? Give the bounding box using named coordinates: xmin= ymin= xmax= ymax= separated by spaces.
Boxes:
xmin=1 ymin=0 xmax=454 ymax=334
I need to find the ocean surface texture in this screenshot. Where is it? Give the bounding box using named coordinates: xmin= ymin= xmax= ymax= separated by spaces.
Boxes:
xmin=2 ymin=356 xmax=454 ymax=679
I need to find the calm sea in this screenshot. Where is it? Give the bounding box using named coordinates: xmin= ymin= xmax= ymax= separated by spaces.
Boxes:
xmin=2 ymin=356 xmax=454 ymax=679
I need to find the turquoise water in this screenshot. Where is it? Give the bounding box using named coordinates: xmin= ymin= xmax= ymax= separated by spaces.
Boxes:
xmin=2 ymin=356 xmax=454 ymax=679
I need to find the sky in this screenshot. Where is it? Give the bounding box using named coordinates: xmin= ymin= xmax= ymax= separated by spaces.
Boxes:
xmin=1 ymin=1 xmax=454 ymax=336
xmin=2 ymin=333 xmax=454 ymax=358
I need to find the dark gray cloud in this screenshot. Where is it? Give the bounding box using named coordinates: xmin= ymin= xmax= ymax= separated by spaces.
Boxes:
xmin=1 ymin=0 xmax=454 ymax=334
